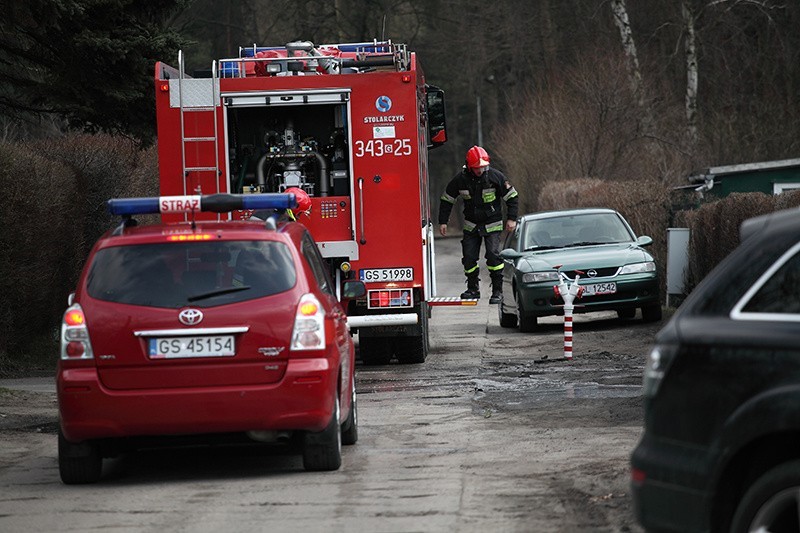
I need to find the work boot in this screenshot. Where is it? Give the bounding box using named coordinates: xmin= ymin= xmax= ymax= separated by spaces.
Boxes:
xmin=489 ymin=272 xmax=503 ymax=305
xmin=489 ymin=288 xmax=502 ymax=305
xmin=460 ymin=273 xmax=480 ymax=300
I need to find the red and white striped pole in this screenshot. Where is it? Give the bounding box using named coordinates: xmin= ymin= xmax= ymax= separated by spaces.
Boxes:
xmin=563 ymin=302 xmax=574 ymax=360
xmin=555 ymin=270 xmax=583 ymax=361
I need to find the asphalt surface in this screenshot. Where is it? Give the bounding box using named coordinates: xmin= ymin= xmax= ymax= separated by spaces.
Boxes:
xmin=0 ymin=235 xmax=655 ymax=532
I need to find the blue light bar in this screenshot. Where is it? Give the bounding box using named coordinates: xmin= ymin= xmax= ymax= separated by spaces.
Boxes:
xmin=107 ymin=197 xmax=161 ymax=216
xmin=107 ymin=193 xmax=297 ymax=216
xmin=241 ymin=46 xmax=283 ymax=58
xmin=239 ymin=194 xmax=297 ymax=211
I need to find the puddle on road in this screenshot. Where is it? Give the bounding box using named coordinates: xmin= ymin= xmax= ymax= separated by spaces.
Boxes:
xmin=356 ymin=373 xmax=640 ymax=401
xmin=357 ymin=375 xmax=475 ymax=395
xmin=473 ymin=377 xmax=641 ymax=400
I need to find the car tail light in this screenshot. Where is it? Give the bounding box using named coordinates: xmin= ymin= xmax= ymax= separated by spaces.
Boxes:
xmin=631 ymin=467 xmax=646 ymax=485
xmin=643 ymin=344 xmax=677 ymax=398
xmin=290 ymin=294 xmax=325 ymax=351
xmin=60 ymin=304 xmax=94 ymax=360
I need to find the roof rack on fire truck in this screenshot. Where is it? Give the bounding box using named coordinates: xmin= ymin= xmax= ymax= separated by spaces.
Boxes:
xmin=106 ymin=193 xmax=298 ymax=235
xmin=216 ymin=39 xmax=411 ymax=79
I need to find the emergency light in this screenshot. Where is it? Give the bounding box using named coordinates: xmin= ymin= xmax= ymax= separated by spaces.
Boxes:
xmin=107 ymin=193 xmax=297 ymax=216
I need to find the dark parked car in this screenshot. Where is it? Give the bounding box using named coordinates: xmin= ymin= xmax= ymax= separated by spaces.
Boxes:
xmin=631 ymin=206 xmax=800 ymax=532
xmin=58 ymin=193 xmax=363 ymax=483
xmin=498 ymin=208 xmax=661 ymax=331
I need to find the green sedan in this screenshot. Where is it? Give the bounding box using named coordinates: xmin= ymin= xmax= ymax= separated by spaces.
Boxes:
xmin=498 ymin=208 xmax=662 ymax=332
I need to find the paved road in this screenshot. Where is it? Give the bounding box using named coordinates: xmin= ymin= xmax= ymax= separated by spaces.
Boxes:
xmin=0 ymin=377 xmax=54 ymax=394
xmin=0 ymin=236 xmax=651 ymax=532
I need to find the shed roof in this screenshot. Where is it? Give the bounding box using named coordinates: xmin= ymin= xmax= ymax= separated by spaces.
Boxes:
xmin=689 ymin=157 xmax=800 ymax=183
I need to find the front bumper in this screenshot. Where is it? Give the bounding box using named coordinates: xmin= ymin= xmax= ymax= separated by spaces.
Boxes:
xmin=518 ymin=274 xmax=660 ymax=317
xmin=58 ymin=357 xmax=338 ymax=442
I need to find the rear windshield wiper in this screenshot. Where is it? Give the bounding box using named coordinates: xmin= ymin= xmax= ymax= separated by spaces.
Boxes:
xmin=187 ymin=285 xmax=251 ymax=302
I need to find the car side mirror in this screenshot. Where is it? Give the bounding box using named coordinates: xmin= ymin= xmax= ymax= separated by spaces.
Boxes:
xmin=425 ymin=85 xmax=447 ymax=149
xmin=499 ymin=248 xmax=522 ymax=260
xmin=341 ymin=280 xmax=366 ymax=300
xmin=637 ymin=236 xmax=653 ymax=247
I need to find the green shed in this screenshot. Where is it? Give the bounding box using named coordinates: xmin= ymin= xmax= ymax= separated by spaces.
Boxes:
xmin=688 ymin=157 xmax=800 ymax=197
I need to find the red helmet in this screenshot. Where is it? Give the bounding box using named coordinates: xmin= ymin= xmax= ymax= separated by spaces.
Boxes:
xmin=465 ymin=145 xmax=490 ymax=169
xmin=285 ymin=187 xmax=312 ymax=216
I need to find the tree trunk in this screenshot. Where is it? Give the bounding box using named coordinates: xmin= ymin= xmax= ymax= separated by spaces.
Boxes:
xmin=610 ymin=0 xmax=653 ymax=132
xmin=682 ymin=0 xmax=699 ymax=148
xmin=611 ymin=0 xmax=643 ymax=99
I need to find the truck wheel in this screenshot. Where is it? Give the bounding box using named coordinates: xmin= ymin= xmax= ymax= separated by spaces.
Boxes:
xmin=341 ymin=379 xmax=358 ymax=445
xmin=397 ymin=336 xmax=426 ymax=364
xmin=498 ymin=294 xmax=518 ymax=328
xmin=58 ymin=430 xmax=102 ymax=484
xmin=731 ymin=460 xmax=800 ymax=533
xmin=303 ymin=396 xmax=342 ymax=471
xmin=641 ymin=304 xmax=663 ymax=322
xmin=397 ymin=308 xmax=428 ymax=364
xmin=359 ymin=337 xmax=393 ymax=365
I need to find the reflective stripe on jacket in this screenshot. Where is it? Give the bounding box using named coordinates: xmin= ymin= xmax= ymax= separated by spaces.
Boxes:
xmin=438 ymin=167 xmax=519 ymax=232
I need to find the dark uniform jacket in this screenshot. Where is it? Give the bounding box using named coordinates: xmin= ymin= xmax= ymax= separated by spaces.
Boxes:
xmin=438 ymin=167 xmax=519 ymax=233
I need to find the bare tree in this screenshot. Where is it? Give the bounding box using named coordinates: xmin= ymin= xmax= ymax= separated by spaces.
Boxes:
xmin=610 ymin=0 xmax=654 ymax=132
xmin=682 ymin=0 xmax=699 ymax=147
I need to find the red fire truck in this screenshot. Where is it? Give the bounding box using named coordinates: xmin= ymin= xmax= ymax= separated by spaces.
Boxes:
xmin=154 ymin=40 xmax=463 ymax=365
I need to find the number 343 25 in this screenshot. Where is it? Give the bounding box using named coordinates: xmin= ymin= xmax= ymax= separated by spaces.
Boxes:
xmin=354 ymin=139 xmax=412 ymax=158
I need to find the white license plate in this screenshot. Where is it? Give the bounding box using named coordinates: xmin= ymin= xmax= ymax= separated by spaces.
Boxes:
xmin=148 ymin=336 xmax=235 ymax=359
xmin=359 ymin=267 xmax=414 ymax=283
xmin=581 ymin=282 xmax=617 ymax=296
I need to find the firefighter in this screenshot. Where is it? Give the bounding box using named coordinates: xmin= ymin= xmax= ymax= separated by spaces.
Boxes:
xmin=438 ymin=146 xmax=519 ymax=303
xmin=283 ymin=187 xmax=312 ymax=221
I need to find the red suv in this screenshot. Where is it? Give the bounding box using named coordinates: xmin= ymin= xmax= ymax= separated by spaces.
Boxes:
xmin=58 ymin=193 xmax=363 ymax=483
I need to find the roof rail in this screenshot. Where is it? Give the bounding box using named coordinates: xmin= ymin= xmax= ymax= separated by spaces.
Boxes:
xmin=219 ymin=39 xmax=410 ymax=78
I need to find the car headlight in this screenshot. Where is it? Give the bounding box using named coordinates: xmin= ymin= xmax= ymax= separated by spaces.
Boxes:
xmin=619 ymin=261 xmax=656 ymax=275
xmin=522 ymin=271 xmax=560 ymax=283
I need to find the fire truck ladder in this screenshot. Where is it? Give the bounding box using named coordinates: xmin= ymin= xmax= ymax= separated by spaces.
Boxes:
xmin=177 ymin=50 xmax=220 ymax=198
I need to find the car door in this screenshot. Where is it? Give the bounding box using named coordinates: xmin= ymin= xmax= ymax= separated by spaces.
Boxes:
xmin=300 ymin=233 xmax=353 ymax=418
xmin=300 ymin=233 xmax=351 ymax=361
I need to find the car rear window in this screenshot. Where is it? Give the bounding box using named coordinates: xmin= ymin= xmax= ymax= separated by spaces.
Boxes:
xmin=85 ymin=240 xmax=296 ymax=308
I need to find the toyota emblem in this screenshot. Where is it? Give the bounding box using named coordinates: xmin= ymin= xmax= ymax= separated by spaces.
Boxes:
xmin=179 ymin=308 xmax=204 ymax=326
xmin=587 ymin=269 xmax=598 ymax=278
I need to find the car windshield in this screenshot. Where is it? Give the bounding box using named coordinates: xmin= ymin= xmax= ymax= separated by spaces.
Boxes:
xmin=522 ymin=212 xmax=634 ymax=250
xmin=85 ymin=240 xmax=297 ymax=308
